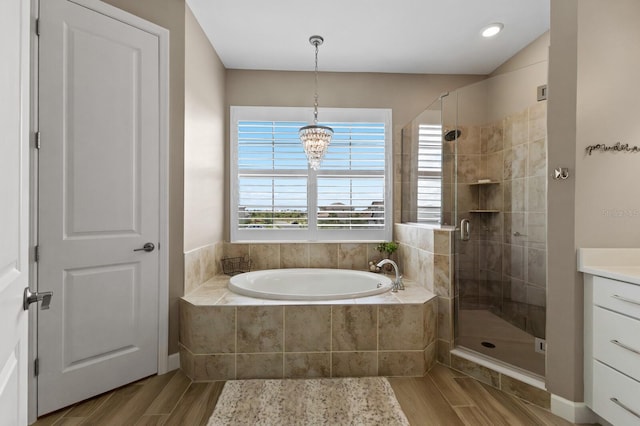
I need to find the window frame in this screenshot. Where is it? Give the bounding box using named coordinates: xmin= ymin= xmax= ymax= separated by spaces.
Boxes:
xmin=417 ymin=123 xmax=443 ymax=224
xmin=230 ymin=106 xmax=393 ymax=243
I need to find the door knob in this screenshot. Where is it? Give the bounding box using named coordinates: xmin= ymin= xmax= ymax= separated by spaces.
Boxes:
xmin=23 ymin=288 xmax=53 ymax=310
xmin=133 ymin=242 xmax=155 ymax=252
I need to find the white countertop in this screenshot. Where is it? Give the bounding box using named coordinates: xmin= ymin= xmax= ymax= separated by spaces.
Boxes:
xmin=578 ymin=248 xmax=640 ymax=285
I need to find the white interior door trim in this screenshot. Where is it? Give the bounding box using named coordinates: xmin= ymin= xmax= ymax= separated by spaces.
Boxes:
xmin=28 ymin=0 xmax=39 ymax=421
xmin=0 ymin=0 xmax=31 ymax=423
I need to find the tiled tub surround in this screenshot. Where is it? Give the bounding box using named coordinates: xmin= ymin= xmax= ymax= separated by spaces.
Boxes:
xmin=182 ymin=235 xmax=549 ymax=407
xmin=394 ymin=224 xmax=455 ymax=368
xmin=220 ymin=242 xmax=393 ymax=271
xmin=184 ymin=242 xmax=224 ymax=295
xmin=179 ymin=276 xmax=437 ymax=381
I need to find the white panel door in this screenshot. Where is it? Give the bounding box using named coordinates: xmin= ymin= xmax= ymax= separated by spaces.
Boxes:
xmin=0 ymin=0 xmax=31 ymax=424
xmin=38 ymin=0 xmax=161 ymax=415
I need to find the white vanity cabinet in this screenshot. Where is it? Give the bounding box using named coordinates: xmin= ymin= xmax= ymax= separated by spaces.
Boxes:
xmin=580 ymin=248 xmax=640 ymax=425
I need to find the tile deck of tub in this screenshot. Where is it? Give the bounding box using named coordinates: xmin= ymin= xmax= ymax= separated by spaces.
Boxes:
xmin=182 ymin=274 xmax=436 ymax=306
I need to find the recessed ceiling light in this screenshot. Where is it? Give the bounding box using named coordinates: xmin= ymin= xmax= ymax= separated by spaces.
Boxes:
xmin=482 ymin=23 xmax=504 ymax=38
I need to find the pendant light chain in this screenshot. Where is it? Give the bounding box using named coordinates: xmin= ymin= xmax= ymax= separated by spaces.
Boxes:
xmin=313 ymin=41 xmax=319 ymax=124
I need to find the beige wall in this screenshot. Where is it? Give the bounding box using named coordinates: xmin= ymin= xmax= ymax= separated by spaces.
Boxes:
xmin=225 ymin=71 xmax=486 ymax=236
xmin=547 ymin=0 xmax=640 ymax=402
xmin=574 ymin=1 xmax=640 ymax=246
xmin=226 ymin=71 xmax=483 ymax=134
xmin=484 ymin=62 xmax=547 ymax=123
xmin=444 ymin=30 xmax=549 ymax=128
xmin=491 ymin=31 xmax=550 ymax=77
xmin=102 ymin=0 xmax=185 ymax=354
xmin=184 ymin=6 xmax=226 ymax=251
xmin=547 ymin=0 xmax=579 ymax=403
xmin=453 ymin=61 xmax=547 ymax=126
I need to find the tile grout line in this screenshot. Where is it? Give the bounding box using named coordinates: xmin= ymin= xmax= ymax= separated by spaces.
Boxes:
xmin=141 ymin=370 xmax=178 ymax=417
xmin=49 ymin=406 xmax=76 ymax=425
xmin=65 ymin=387 xmax=116 ymax=424
xmin=282 ymin=305 xmax=286 ymax=379
xmin=427 ymin=369 xmax=474 ymax=410
xmin=234 ymin=306 xmax=237 ymax=380
xmin=376 ymin=305 xmax=379 ymax=375
xmin=164 ymin=375 xmax=195 ymax=421
xmin=329 ymin=305 xmax=333 ymax=378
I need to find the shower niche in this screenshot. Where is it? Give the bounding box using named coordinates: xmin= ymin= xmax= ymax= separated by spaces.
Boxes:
xmin=401 ymin=61 xmax=548 ymax=378
xmin=468 ymin=181 xmax=500 ymax=214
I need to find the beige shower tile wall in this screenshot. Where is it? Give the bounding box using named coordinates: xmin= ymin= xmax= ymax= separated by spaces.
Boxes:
xmin=395 ymin=224 xmax=455 ymax=367
xmin=499 ymin=101 xmax=547 ymax=338
xmin=179 ymin=298 xmax=437 ymax=380
xmin=184 ymin=242 xmax=224 ymax=294
xmin=220 ymin=242 xmax=385 ymax=271
xmin=456 ymin=102 xmax=547 ymax=339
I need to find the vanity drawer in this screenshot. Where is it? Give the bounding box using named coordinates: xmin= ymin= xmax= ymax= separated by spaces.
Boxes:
xmin=593 ymin=360 xmax=640 ymax=425
xmin=593 ymin=306 xmax=640 ymax=379
xmin=593 ymin=276 xmax=640 ymax=320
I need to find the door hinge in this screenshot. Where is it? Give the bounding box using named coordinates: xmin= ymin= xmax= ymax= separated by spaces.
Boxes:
xmin=34 ymin=358 xmax=39 ymax=376
xmin=35 ymin=18 xmax=40 ymax=37
xmin=34 ymin=245 xmax=39 ymax=262
xmin=35 ymin=131 xmax=41 ymax=150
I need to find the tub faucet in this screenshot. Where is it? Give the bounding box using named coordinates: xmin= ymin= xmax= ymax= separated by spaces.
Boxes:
xmin=376 ymin=259 xmax=404 ymax=292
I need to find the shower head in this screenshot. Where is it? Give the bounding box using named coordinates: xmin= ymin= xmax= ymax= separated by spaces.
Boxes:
xmin=444 ymin=129 xmax=461 ymax=142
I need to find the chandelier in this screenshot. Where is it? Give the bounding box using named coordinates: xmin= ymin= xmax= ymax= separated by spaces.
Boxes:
xmin=299 ymin=35 xmax=333 ymax=170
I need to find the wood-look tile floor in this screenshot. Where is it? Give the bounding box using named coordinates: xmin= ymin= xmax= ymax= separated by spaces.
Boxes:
xmin=34 ymin=364 xmax=585 ymax=426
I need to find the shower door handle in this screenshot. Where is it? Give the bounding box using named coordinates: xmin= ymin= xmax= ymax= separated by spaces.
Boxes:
xmin=460 ymin=219 xmax=471 ymax=241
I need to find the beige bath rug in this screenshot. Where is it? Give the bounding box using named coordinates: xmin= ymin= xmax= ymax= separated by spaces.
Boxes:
xmin=207 ymin=377 xmax=410 ymax=426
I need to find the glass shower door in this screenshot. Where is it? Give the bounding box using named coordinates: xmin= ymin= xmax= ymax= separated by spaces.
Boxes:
xmin=449 ymin=70 xmax=548 ymax=378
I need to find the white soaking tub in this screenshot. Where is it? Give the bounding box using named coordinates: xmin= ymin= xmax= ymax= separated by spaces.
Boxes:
xmin=228 ymin=268 xmax=393 ymax=300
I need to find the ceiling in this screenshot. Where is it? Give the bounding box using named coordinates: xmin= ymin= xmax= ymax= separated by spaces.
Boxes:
xmin=186 ymin=0 xmax=550 ymax=75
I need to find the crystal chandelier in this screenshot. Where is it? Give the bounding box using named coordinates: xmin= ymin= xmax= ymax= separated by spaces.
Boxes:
xmin=299 ymin=35 xmax=333 ymax=170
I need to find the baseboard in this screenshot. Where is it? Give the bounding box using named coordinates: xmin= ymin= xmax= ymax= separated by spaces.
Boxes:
xmin=550 ymin=394 xmax=598 ymax=423
xmin=167 ymin=352 xmax=181 ymax=372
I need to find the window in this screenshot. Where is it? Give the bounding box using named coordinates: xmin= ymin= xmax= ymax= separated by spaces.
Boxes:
xmin=417 ymin=124 xmax=442 ymax=224
xmin=230 ymin=106 xmax=392 ymax=242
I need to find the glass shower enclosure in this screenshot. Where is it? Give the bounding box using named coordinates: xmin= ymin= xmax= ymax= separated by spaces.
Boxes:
xmin=402 ymin=61 xmax=548 ymax=378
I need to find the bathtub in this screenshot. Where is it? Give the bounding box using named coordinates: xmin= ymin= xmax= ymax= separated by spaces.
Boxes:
xmin=228 ymin=268 xmax=394 ymax=300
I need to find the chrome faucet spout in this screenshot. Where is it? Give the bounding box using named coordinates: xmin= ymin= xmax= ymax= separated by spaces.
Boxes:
xmin=376 ymin=259 xmax=402 ymax=291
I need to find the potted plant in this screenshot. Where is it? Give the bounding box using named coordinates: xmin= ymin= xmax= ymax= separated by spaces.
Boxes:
xmin=369 ymin=242 xmax=399 ymax=272
xmin=376 ymin=241 xmax=398 ymax=259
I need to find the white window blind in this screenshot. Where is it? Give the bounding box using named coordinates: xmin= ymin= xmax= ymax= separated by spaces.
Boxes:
xmin=231 ymin=107 xmax=392 ymax=242
xmin=417 ymin=124 xmax=442 ymax=224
